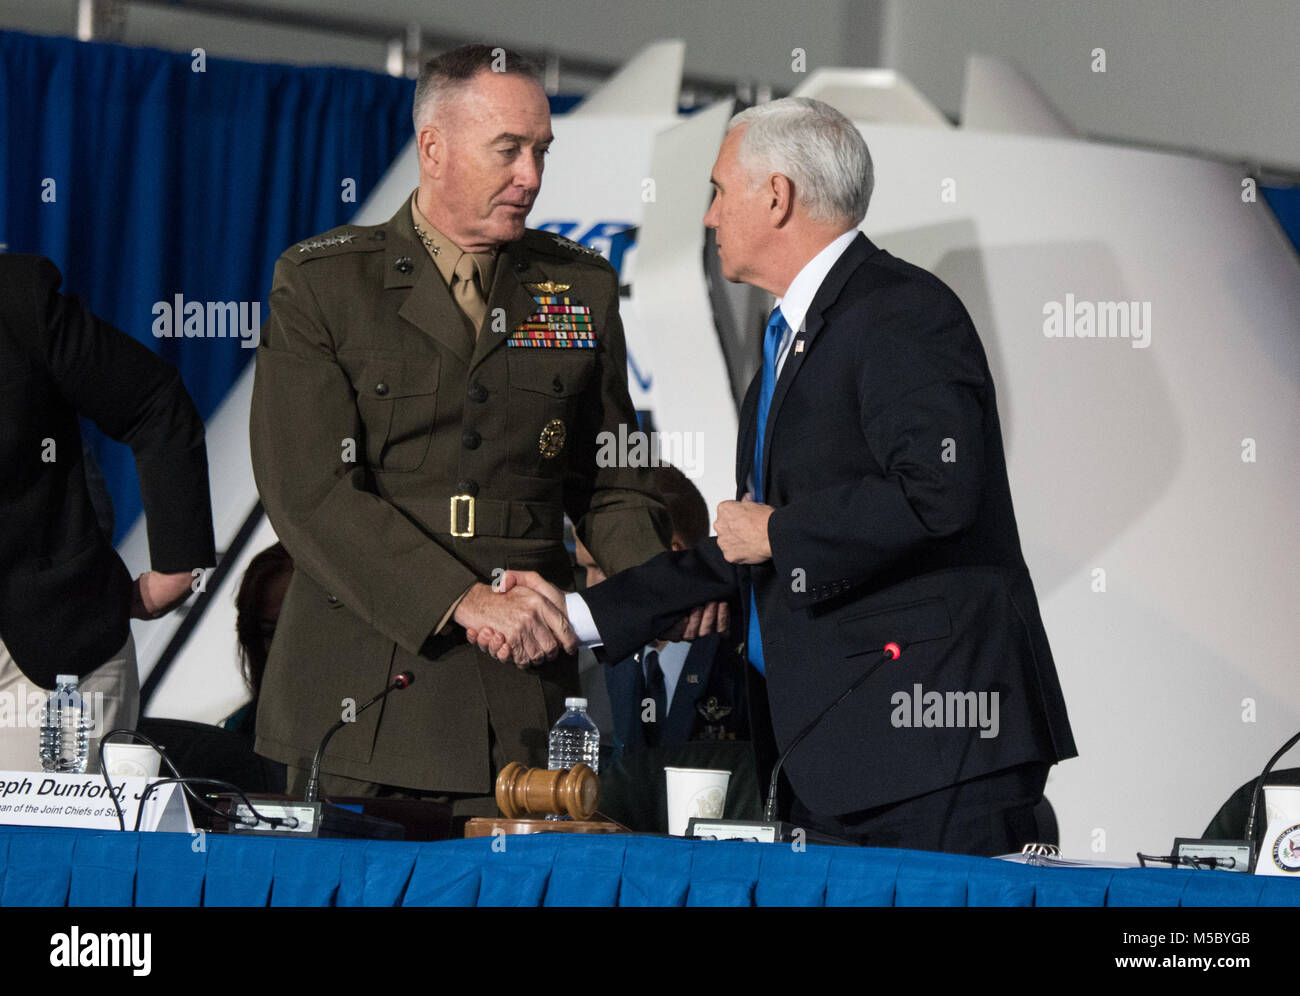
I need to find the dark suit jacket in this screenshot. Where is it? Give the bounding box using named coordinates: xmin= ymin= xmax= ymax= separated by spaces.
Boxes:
xmin=0 ymin=255 xmax=215 ymax=687
xmin=605 ymin=632 xmax=749 ymax=757
xmin=583 ymin=234 xmax=1077 ymax=816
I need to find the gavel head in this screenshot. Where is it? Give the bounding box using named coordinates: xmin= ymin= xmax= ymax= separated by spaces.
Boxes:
xmin=495 ymin=761 xmax=599 ymax=821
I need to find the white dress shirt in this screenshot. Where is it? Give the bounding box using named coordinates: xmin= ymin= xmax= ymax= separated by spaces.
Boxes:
xmin=768 ymin=227 xmax=860 ymax=380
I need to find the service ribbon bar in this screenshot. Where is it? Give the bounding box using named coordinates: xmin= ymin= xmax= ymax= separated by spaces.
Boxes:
xmin=507 ymin=338 xmax=596 ymax=349
xmin=510 ymin=293 xmax=597 ymax=347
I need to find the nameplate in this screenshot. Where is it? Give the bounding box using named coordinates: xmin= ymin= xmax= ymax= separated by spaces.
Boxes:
xmin=0 ymin=770 xmax=193 ymax=833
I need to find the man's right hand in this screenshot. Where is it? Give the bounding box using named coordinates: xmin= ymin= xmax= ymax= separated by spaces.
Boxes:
xmin=468 ymin=570 xmax=730 ymax=663
xmin=454 ymin=572 xmax=577 ymax=667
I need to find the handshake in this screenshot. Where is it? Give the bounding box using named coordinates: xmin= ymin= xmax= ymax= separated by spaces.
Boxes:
xmin=453 ymin=570 xmax=730 ymax=669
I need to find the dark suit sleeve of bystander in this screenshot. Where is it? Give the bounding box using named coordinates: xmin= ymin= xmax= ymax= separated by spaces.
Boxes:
xmin=18 ymin=256 xmax=215 ymax=572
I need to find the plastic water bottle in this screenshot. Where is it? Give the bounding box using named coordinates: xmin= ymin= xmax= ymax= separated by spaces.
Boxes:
xmin=547 ymin=697 xmax=600 ymax=774
xmin=39 ymin=675 xmax=90 ymax=774
xmin=546 ymin=698 xmax=599 ymax=821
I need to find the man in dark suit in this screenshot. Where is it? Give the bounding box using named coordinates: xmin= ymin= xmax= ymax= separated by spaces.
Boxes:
xmin=482 ymin=97 xmax=1076 ymax=854
xmin=0 ymin=254 xmax=216 ymax=771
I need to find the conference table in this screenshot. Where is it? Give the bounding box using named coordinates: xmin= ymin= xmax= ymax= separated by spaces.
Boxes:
xmin=1 ymin=825 xmax=1297 ymax=906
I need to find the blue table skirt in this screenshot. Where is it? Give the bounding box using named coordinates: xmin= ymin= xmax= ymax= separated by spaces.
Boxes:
xmin=1 ymin=826 xmax=1296 ymax=907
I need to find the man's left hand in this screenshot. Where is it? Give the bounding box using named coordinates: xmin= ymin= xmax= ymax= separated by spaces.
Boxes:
xmin=715 ymin=494 xmax=774 ymax=564
xmin=131 ymin=570 xmax=196 ymax=620
xmin=658 ymin=600 xmax=730 ymax=641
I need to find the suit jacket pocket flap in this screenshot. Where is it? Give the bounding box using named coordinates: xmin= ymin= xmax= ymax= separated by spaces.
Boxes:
xmin=353 ymin=352 xmax=439 ymax=398
xmin=507 ymin=351 xmax=593 ymax=397
xmin=839 ymin=597 xmax=951 ymax=657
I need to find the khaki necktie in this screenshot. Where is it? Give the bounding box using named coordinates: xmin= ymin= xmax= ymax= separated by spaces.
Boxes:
xmin=451 ymin=252 xmax=488 ymax=336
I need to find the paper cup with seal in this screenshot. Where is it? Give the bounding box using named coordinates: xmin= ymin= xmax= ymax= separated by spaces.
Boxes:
xmin=102 ymin=743 xmax=161 ymax=779
xmin=1264 ymin=785 xmax=1300 ymax=826
xmin=665 ymin=766 xmax=731 ymax=836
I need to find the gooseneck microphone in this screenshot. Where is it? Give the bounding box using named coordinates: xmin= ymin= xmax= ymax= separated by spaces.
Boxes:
xmin=763 ymin=642 xmax=902 ymax=822
xmin=1243 ymin=726 xmax=1300 ymax=869
xmin=304 ymin=671 xmax=414 ymax=804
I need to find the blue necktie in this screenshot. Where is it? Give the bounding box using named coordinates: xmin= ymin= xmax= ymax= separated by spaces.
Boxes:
xmin=748 ymin=307 xmax=788 ymax=675
xmin=642 ymin=649 xmax=666 ymax=747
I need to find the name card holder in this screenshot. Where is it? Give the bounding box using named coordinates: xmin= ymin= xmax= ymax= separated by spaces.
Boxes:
xmin=0 ymin=769 xmax=194 ymax=833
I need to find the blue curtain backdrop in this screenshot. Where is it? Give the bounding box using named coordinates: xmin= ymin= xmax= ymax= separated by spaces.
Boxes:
xmin=0 ymin=30 xmax=416 ymax=542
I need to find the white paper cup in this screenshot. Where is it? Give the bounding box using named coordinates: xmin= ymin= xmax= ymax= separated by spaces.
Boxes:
xmin=102 ymin=743 xmax=161 ymax=779
xmin=1265 ymin=785 xmax=1300 ymax=825
xmin=665 ymin=766 xmax=731 ymax=836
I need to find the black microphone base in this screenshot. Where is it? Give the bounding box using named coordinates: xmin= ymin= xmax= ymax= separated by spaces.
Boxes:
xmin=219 ymin=797 xmax=405 ymax=840
xmin=1169 ymin=836 xmax=1254 ymax=872
xmin=686 ymin=817 xmax=853 ymax=846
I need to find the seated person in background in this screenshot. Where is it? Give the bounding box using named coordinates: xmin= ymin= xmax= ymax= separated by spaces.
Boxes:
xmin=574 ymin=464 xmax=749 ymax=761
xmin=224 ymin=542 xmax=293 ymax=741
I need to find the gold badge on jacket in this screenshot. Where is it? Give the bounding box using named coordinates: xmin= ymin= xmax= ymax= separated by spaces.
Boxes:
xmin=539 ymin=419 xmax=566 ymax=458
xmin=510 ymin=288 xmax=596 ymax=349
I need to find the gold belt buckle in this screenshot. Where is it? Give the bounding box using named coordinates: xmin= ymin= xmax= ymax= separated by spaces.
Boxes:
xmin=450 ymin=494 xmax=476 ymax=537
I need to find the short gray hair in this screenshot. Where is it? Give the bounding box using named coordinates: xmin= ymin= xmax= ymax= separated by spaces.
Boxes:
xmin=412 ymin=44 xmax=542 ymax=131
xmin=728 ymin=97 xmax=873 ymax=227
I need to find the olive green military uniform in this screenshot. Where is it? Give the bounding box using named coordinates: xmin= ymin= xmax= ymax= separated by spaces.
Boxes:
xmin=249 ymin=193 xmax=670 ymax=796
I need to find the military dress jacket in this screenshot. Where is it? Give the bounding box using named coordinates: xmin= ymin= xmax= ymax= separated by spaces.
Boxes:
xmin=249 ymin=197 xmax=670 ymax=792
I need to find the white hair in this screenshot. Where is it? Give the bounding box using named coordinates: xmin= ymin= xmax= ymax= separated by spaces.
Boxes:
xmin=728 ymin=97 xmax=873 ymax=227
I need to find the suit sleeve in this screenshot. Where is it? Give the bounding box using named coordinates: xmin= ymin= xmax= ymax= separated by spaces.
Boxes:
xmin=767 ymin=282 xmax=988 ymax=605
xmin=26 ymin=256 xmax=215 ymax=572
xmin=250 ymin=257 xmax=478 ymax=656
xmin=581 ymin=537 xmax=739 ymax=663
xmin=561 ymin=265 xmax=672 ymax=575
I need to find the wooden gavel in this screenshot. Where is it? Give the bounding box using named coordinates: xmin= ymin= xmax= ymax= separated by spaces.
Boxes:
xmin=495 ymin=761 xmax=598 ymax=820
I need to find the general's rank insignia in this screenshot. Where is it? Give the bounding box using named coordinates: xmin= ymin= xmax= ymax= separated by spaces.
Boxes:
xmin=508 ymin=291 xmax=596 ymax=349
xmin=296 ymin=233 xmax=356 ymax=253
xmin=550 ymin=234 xmax=605 ymax=260
xmin=539 ymin=419 xmax=567 ymax=458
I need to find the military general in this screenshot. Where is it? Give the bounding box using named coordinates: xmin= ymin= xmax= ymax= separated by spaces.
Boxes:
xmin=249 ymin=45 xmax=673 ymax=807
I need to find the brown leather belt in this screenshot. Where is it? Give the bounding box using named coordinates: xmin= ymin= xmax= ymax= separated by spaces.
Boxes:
xmin=448 ymin=494 xmax=563 ymax=540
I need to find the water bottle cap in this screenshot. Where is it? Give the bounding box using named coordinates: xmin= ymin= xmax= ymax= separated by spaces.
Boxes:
xmin=564 ymin=697 xmax=588 ymax=710
xmin=55 ymin=674 xmax=79 ymax=686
